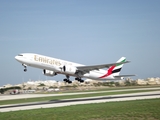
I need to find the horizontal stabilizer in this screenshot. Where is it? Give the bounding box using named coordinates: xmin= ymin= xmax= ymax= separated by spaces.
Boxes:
xmin=115 ymin=75 xmax=136 ymax=78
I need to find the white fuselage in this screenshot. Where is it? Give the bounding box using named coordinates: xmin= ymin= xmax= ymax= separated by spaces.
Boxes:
xmin=15 ymin=53 xmax=115 ymax=80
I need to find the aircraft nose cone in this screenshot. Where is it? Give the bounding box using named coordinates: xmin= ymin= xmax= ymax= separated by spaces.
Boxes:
xmin=15 ymin=56 xmax=18 ymax=60
xmin=15 ymin=56 xmax=20 ymax=61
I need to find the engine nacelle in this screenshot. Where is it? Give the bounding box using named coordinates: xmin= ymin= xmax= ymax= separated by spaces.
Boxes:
xmin=43 ymin=69 xmax=57 ymax=76
xmin=121 ymin=77 xmax=124 ymax=80
xmin=63 ymin=65 xmax=77 ymax=74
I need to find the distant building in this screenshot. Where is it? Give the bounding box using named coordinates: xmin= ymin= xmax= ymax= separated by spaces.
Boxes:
xmin=136 ymin=79 xmax=147 ymax=85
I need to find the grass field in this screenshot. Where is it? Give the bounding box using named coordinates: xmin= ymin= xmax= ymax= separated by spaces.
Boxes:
xmin=0 ymin=98 xmax=160 ymax=120
xmin=0 ymin=89 xmax=160 ymax=105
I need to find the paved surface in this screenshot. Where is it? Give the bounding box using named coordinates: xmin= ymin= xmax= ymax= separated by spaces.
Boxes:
xmin=0 ymin=87 xmax=160 ymax=101
xmin=0 ymin=91 xmax=160 ymax=112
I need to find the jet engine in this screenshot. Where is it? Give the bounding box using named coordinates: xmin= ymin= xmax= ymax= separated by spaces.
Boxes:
xmin=62 ymin=65 xmax=77 ymax=74
xmin=43 ymin=69 xmax=57 ymax=76
xmin=121 ymin=77 xmax=124 ymax=80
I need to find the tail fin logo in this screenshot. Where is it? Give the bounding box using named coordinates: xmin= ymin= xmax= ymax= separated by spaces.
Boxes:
xmin=99 ymin=57 xmax=126 ymax=78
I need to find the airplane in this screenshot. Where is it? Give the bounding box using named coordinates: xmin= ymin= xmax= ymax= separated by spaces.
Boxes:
xmin=15 ymin=53 xmax=135 ymax=83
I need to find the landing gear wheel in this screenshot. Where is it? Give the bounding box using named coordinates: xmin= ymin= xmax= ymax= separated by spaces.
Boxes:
xmin=63 ymin=79 xmax=67 ymax=82
xmin=75 ymin=77 xmax=84 ymax=83
xmin=68 ymin=81 xmax=72 ymax=84
xmin=80 ymin=80 xmax=84 ymax=83
xmin=63 ymin=75 xmax=72 ymax=83
xmin=22 ymin=64 xmax=27 ymax=72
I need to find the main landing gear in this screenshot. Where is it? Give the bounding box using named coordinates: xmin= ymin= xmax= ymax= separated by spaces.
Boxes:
xmin=63 ymin=76 xmax=84 ymax=84
xmin=22 ymin=64 xmax=27 ymax=72
xmin=63 ymin=75 xmax=72 ymax=84
xmin=75 ymin=77 xmax=84 ymax=83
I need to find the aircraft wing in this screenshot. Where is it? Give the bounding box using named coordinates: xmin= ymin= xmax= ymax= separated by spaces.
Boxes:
xmin=76 ymin=61 xmax=130 ymax=73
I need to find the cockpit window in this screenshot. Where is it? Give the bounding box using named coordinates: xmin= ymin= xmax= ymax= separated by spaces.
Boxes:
xmin=18 ymin=54 xmax=23 ymax=56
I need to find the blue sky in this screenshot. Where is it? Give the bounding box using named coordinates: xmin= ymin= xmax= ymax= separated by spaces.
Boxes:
xmin=0 ymin=0 xmax=160 ymax=86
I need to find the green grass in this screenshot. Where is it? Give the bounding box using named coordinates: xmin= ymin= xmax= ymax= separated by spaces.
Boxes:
xmin=0 ymin=89 xmax=159 ymax=105
xmin=0 ymin=98 xmax=160 ymax=120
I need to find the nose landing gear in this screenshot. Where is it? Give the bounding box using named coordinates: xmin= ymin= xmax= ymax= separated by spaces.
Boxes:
xmin=22 ymin=64 xmax=27 ymax=72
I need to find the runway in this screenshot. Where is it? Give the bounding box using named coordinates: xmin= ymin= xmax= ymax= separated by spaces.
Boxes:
xmin=1 ymin=87 xmax=160 ymax=101
xmin=0 ymin=91 xmax=160 ymax=112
